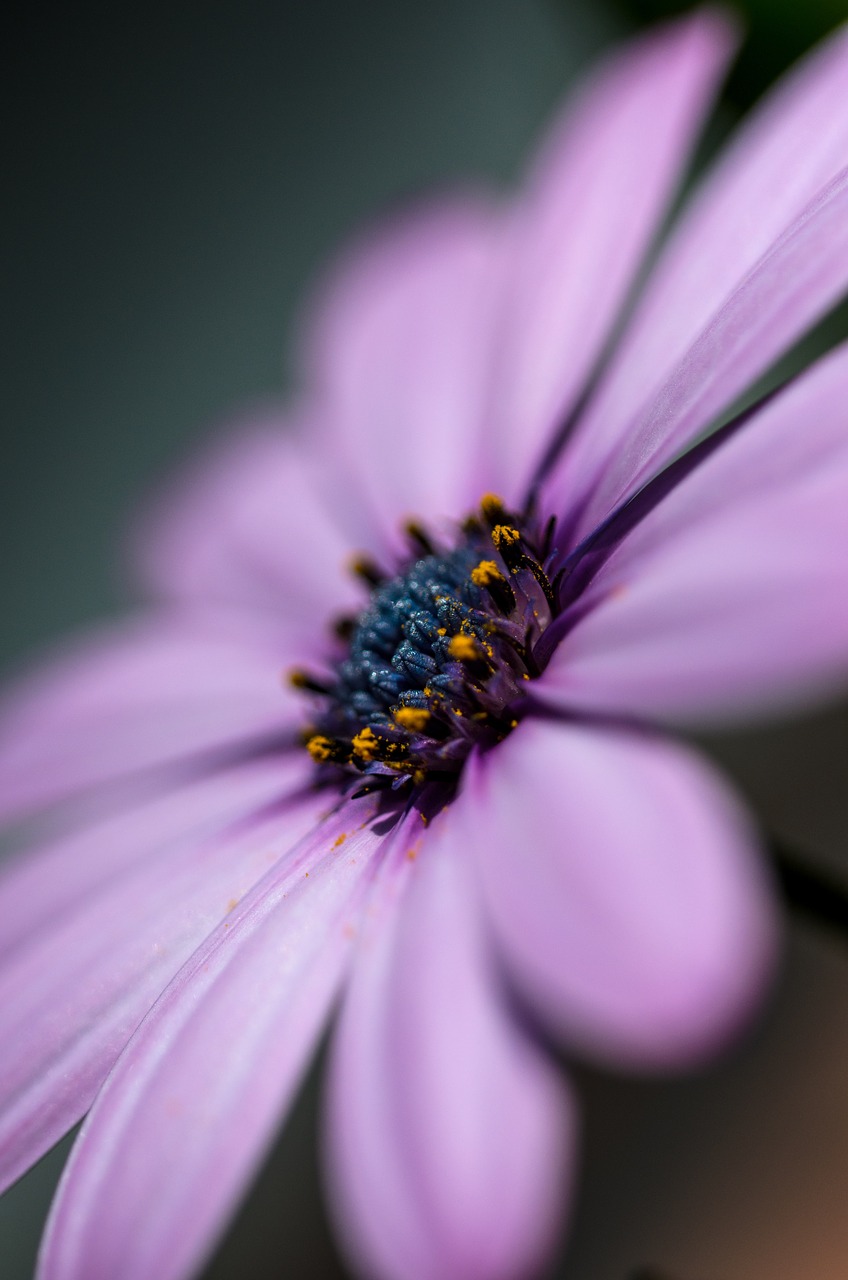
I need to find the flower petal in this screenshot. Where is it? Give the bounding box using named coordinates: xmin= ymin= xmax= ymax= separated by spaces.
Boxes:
xmin=485 ymin=7 xmax=737 ymax=496
xmin=132 ymin=413 xmax=362 ymax=639
xmin=538 ymin=343 xmax=848 ymax=725
xmin=0 ymin=761 xmax=324 ymax=1194
xmin=37 ymin=795 xmax=387 ymax=1280
xmin=0 ymin=616 xmax=294 ymax=827
xmin=0 ymin=755 xmax=310 ymax=964
xmin=549 ymin=20 xmax=848 ymax=534
xmin=456 ymin=720 xmax=777 ymax=1068
xmin=299 ymin=198 xmax=504 ymax=549
xmin=325 ymin=811 xmax=574 ymax=1280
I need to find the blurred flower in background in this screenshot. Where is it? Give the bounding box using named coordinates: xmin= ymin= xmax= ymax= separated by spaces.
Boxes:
xmin=4 ymin=3 xmax=848 ymax=1279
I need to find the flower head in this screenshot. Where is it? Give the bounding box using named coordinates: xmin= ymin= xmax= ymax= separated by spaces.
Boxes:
xmin=4 ymin=9 xmax=848 ymax=1279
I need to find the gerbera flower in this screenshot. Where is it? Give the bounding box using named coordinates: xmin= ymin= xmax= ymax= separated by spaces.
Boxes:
xmin=3 ymin=8 xmax=848 ymax=1278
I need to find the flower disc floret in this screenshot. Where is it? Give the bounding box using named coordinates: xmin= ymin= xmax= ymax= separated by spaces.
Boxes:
xmin=293 ymin=497 xmax=557 ymax=784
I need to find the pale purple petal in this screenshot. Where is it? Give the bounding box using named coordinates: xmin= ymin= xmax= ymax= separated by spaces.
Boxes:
xmin=132 ymin=413 xmax=362 ymax=639
xmin=37 ymin=794 xmax=387 ymax=1280
xmin=325 ymin=810 xmax=574 ymax=1280
xmin=556 ymin=168 xmax=848 ymax=533
xmin=484 ymin=7 xmax=736 ymax=496
xmin=548 ymin=20 xmax=848 ymax=533
xmin=0 ymin=616 xmax=295 ymax=826
xmin=299 ymin=199 xmax=504 ymax=548
xmin=538 ymin=342 xmax=848 ymax=725
xmin=456 ymin=720 xmax=777 ymax=1068
xmin=0 ymin=761 xmax=325 ymax=1194
xmin=0 ymin=754 xmax=310 ymax=963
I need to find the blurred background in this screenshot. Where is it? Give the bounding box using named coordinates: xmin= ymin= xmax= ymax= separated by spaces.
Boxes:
xmin=3 ymin=0 xmax=848 ymax=1276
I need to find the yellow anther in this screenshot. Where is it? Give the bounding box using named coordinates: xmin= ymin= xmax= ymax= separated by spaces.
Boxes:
xmin=352 ymin=727 xmax=380 ymax=761
xmin=348 ymin=555 xmax=383 ymax=586
xmin=306 ymin=735 xmax=336 ymax=763
xmin=394 ymin=707 xmax=430 ymax=733
xmin=480 ymin=493 xmax=506 ymax=521
xmin=403 ymin=520 xmax=433 ymax=553
xmin=288 ymin=669 xmax=309 ymax=689
xmin=471 ymin=559 xmax=506 ymax=588
xmin=491 ymin=524 xmax=521 ymax=549
xmin=448 ymin=634 xmax=481 ymax=661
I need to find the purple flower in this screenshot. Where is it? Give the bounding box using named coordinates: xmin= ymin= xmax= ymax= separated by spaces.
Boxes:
xmin=3 ymin=8 xmax=848 ymax=1278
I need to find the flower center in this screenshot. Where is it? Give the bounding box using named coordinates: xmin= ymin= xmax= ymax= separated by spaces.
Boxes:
xmin=291 ymin=495 xmax=557 ymax=789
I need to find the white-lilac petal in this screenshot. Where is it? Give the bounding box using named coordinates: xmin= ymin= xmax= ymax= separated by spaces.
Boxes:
xmin=300 ymin=199 xmax=504 ymax=550
xmin=0 ymin=762 xmax=324 ymax=1194
xmin=560 ymin=165 xmax=848 ymax=532
xmin=38 ymin=795 xmax=387 ymax=1280
xmin=485 ymin=7 xmax=736 ymax=497
xmin=132 ymin=413 xmax=362 ymax=641
xmin=539 ymin=341 xmax=848 ymax=725
xmin=0 ymin=754 xmax=310 ymax=963
xmin=0 ymin=617 xmax=294 ymax=827
xmin=550 ymin=19 xmax=848 ymax=533
xmin=325 ymin=810 xmax=574 ymax=1280
xmin=457 ymin=720 xmax=777 ymax=1068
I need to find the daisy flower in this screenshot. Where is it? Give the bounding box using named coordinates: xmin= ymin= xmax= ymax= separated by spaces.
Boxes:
xmin=4 ymin=8 xmax=848 ymax=1278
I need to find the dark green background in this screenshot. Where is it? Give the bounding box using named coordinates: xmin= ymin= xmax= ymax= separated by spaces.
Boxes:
xmin=4 ymin=2 xmax=848 ymax=1277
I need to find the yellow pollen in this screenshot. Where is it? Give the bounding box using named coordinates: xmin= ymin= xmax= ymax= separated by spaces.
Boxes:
xmin=349 ymin=554 xmax=382 ymax=584
xmin=394 ymin=707 xmax=430 ymax=732
xmin=306 ymin=735 xmax=335 ymax=763
xmin=352 ymin=727 xmax=380 ymax=761
xmin=403 ymin=519 xmax=429 ymax=543
xmin=448 ymin=634 xmax=481 ymax=661
xmin=471 ymin=559 xmax=505 ymax=587
xmin=492 ymin=524 xmax=520 ymax=549
xmin=332 ymin=832 xmax=347 ymax=849
xmin=480 ymin=492 xmax=506 ymax=520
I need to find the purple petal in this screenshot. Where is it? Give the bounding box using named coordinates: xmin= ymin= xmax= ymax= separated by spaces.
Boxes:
xmin=37 ymin=794 xmax=387 ymax=1280
xmin=0 ymin=616 xmax=295 ymax=827
xmin=538 ymin=343 xmax=848 ymax=725
xmin=485 ymin=7 xmax=736 ymax=497
xmin=0 ymin=754 xmax=310 ymax=963
xmin=325 ymin=811 xmax=574 ymax=1280
xmin=299 ymin=199 xmax=504 ymax=548
xmin=548 ymin=20 xmax=848 ymax=533
xmin=132 ymin=413 xmax=362 ymax=639
xmin=456 ymin=720 xmax=777 ymax=1068
xmin=0 ymin=761 xmax=324 ymax=1194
